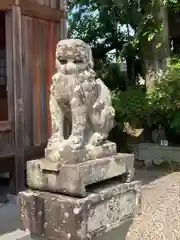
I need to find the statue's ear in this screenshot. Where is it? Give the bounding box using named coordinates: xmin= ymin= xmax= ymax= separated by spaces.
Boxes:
xmin=56 ymin=59 xmax=61 ymax=71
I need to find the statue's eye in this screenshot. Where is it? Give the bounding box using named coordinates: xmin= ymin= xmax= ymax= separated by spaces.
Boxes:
xmin=74 ymin=60 xmax=83 ymax=64
xmin=59 ymin=59 xmax=67 ymax=65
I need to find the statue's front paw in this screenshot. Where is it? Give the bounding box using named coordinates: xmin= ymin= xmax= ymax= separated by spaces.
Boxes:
xmin=60 ymin=136 xmax=84 ymax=150
xmin=47 ymin=134 xmax=64 ymax=148
xmin=70 ymin=136 xmax=84 ymax=149
xmin=90 ymin=132 xmax=104 ymax=146
xmin=45 ymin=147 xmax=61 ymax=162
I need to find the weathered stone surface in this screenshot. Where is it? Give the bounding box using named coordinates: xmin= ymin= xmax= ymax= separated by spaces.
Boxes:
xmin=86 ymin=141 xmax=117 ymax=161
xmin=17 ymin=220 xmax=133 ymax=240
xmin=46 ymin=39 xmax=115 ymax=163
xmin=19 ymin=181 xmax=141 ymax=240
xmin=18 ymin=38 xmax=141 ymax=240
xmin=44 ymin=141 xmax=117 ymax=165
xmin=27 ymin=153 xmax=134 ymax=197
xmin=134 ymin=143 xmax=180 ymax=166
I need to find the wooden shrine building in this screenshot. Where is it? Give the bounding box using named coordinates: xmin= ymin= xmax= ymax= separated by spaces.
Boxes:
xmin=0 ymin=0 xmax=67 ymax=194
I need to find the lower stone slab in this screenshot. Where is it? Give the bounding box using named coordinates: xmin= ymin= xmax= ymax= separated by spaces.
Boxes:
xmin=27 ymin=153 xmax=134 ymax=197
xmin=17 ymin=219 xmax=133 ymax=240
xmin=19 ymin=181 xmax=141 ymax=240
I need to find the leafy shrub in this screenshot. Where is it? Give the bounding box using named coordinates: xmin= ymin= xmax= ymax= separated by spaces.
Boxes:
xmin=111 ymin=87 xmax=147 ymax=152
xmin=111 ymin=57 xmax=180 ymax=136
xmin=147 ymin=57 xmax=180 ymax=133
xmin=112 ymin=87 xmax=148 ymax=128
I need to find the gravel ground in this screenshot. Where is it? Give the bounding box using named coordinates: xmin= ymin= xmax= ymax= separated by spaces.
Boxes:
xmin=127 ymin=170 xmax=180 ymax=240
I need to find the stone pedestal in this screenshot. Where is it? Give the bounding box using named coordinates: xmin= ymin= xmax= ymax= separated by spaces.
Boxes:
xmin=19 ymin=181 xmax=141 ymax=240
xmin=19 ymin=39 xmax=142 ymax=240
xmin=16 ymin=220 xmax=133 ymax=240
xmin=27 ymin=151 xmax=134 ymax=197
xmin=19 ymin=142 xmax=141 ymax=239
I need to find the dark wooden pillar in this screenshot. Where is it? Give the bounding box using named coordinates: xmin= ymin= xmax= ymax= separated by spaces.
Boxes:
xmin=12 ymin=3 xmax=25 ymax=193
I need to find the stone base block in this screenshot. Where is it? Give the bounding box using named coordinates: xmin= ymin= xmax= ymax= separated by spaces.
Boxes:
xmin=27 ymin=153 xmax=134 ymax=197
xmin=16 ymin=220 xmax=133 ymax=240
xmin=19 ymin=181 xmax=141 ymax=240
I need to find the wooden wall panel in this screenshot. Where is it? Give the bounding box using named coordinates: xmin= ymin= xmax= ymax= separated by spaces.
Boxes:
xmin=21 ymin=15 xmax=60 ymax=147
xmin=12 ymin=5 xmax=25 ymax=192
xmin=28 ymin=0 xmax=65 ymax=9
xmin=21 ymin=16 xmax=33 ymax=146
xmin=6 ymin=12 xmax=14 ymax=126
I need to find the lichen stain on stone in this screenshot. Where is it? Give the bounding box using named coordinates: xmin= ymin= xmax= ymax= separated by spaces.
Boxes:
xmin=67 ymin=233 xmax=71 ymax=239
xmin=44 ymin=222 xmax=48 ymax=228
xmin=73 ymin=206 xmax=81 ymax=215
xmin=38 ymin=211 xmax=42 ymax=216
xmin=64 ymin=212 xmax=69 ymax=218
xmin=87 ymin=193 xmax=136 ymax=233
xmin=107 ymin=160 xmax=123 ymax=178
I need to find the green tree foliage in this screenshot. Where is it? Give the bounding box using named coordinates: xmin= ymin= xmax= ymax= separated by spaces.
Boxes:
xmin=112 ymin=87 xmax=148 ymax=126
xmin=68 ymin=0 xmax=180 ymax=59
xmin=111 ymin=57 xmax=180 ymax=134
xmin=147 ymin=57 xmax=180 ymax=133
xmin=68 ymin=0 xmax=126 ymax=59
xmin=68 ymin=0 xmax=180 ymax=88
xmin=67 ymin=0 xmax=180 ymax=146
xmin=168 ymin=0 xmax=180 ymax=12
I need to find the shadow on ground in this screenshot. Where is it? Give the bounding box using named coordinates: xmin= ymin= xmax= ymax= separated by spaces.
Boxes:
xmin=133 ymin=160 xmax=174 ymax=185
xmin=0 ymin=195 xmax=20 ymax=236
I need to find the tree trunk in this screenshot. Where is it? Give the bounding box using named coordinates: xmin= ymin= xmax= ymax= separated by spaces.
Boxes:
xmin=142 ymin=3 xmax=170 ymax=89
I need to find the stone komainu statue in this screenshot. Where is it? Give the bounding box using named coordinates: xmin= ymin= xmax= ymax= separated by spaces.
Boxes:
xmin=46 ymin=39 xmax=115 ymax=162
